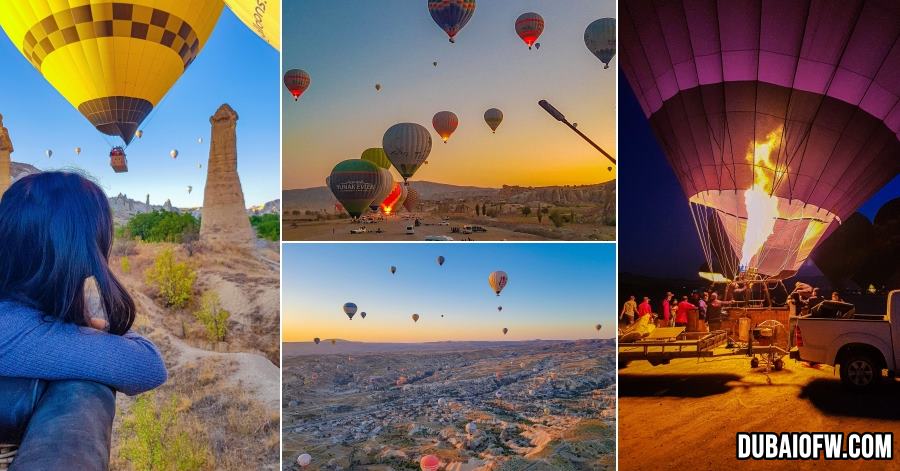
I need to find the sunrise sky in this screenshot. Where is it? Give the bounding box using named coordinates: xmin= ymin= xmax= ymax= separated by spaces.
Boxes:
xmin=282 ymin=0 xmax=616 ymax=190
xmin=282 ymin=243 xmax=616 ymax=343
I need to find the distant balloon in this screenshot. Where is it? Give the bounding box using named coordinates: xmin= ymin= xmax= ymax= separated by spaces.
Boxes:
xmin=314 ymin=338 xmax=321 ymax=345
xmin=484 ymin=108 xmax=503 ymax=133
xmin=595 ymin=324 xmax=602 ymax=332
xmin=187 ymin=186 xmax=193 ymax=194
xmin=170 ymin=149 xmax=179 ymax=159
xmin=135 ymin=130 xmax=144 ymax=139
xmin=343 ymin=302 xmax=358 ymax=320
xmin=197 ymin=163 xmax=202 ymax=169
xmin=535 ymin=42 xmax=541 ymax=50
xmin=375 ymin=83 xmax=382 ymax=92
xmin=403 ymin=187 xmax=420 ymax=213
xmin=432 ymin=111 xmax=459 ymax=143
xmin=608 ymin=166 xmax=613 ymax=172
xmin=360 ymin=311 xmax=367 ymax=319
xmin=488 ymin=271 xmax=508 ymax=296
xmin=361 ymin=147 xmax=392 ymax=169
xmin=437 ymin=256 xmax=445 ymax=266
xmin=428 ymin=0 xmax=476 ymax=43
xmin=74 ymin=147 xmax=81 ymax=156
xmin=284 ymin=69 xmax=311 ymax=101
xmin=197 ymin=137 xmax=203 ymax=144
xmin=390 ymin=265 xmax=397 ymax=274
xmin=420 ymin=454 xmax=441 ymax=471
xmin=328 ymin=159 xmax=382 ymax=218
xmin=502 ymin=327 xmax=508 ymax=335
xmin=297 ymin=453 xmax=311 ymax=467
xmin=433 ymin=61 xmax=438 ymax=67
xmin=515 ymin=12 xmax=544 ymax=49
xmin=585 ymin=18 xmax=616 ymax=69
xmin=412 ymin=313 xmax=420 ymax=323
xmin=383 ymin=123 xmax=432 ymax=183
xmin=45 ymin=149 xmax=52 ymax=159
xmin=497 ymin=306 xmax=503 ymax=312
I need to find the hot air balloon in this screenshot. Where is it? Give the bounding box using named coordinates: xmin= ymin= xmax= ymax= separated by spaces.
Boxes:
xmin=328 ymin=159 xmax=383 ymax=219
xmin=0 ymin=1 xmax=223 ymax=146
xmin=608 ymin=166 xmax=613 ymax=172
xmin=502 ymin=327 xmax=508 ymax=335
xmin=187 ymin=186 xmax=193 ymax=194
xmin=197 ymin=137 xmax=203 ymax=144
xmin=420 ymin=454 xmax=441 ymax=471
xmin=109 ymin=147 xmax=128 ymax=173
xmin=383 ymin=123 xmax=432 ymax=183
xmin=45 ymin=149 xmax=52 ymax=159
xmin=314 ymin=337 xmax=321 ymax=345
xmin=535 ymin=42 xmax=541 ymax=50
xmin=515 ymin=12 xmax=544 ymax=49
xmin=412 ymin=313 xmax=420 ymax=323
xmin=465 ymin=422 xmax=477 ymax=435
xmin=360 ymin=311 xmax=367 ymax=319
xmin=428 ymin=0 xmax=476 ymax=44
xmin=433 ymin=61 xmax=438 ymax=67
xmin=284 ymin=69 xmax=311 ymax=101
xmin=432 ymin=111 xmax=459 ymax=143
xmin=296 ymin=453 xmax=311 ymax=467
xmin=596 ymin=324 xmax=602 ymax=333
xmin=497 ymin=306 xmax=503 ymax=312
xmin=331 ymin=339 xmax=336 ymax=345
xmin=361 ymin=147 xmax=391 ymax=169
xmin=390 ymin=265 xmax=397 ymax=274
xmin=224 ymin=0 xmax=281 ymax=50
xmin=437 ymin=256 xmax=445 ymax=266
xmin=375 ymin=83 xmax=382 ymax=92
xmin=343 ymin=302 xmax=357 ymax=320
xmin=74 ymin=147 xmax=81 ymax=156
xmin=170 ymin=150 xmax=179 ymax=159
xmin=197 ymin=163 xmax=202 ymax=169
xmin=135 ymin=130 xmax=144 ymax=139
xmin=585 ymin=18 xmax=616 ymax=69
xmin=380 ymin=182 xmax=408 ymax=215
xmin=403 ymin=187 xmax=420 ymax=213
xmin=488 ymin=271 xmax=508 ymax=296
xmin=620 ymin=0 xmax=900 ymax=282
xmin=484 ymin=108 xmax=503 ymax=133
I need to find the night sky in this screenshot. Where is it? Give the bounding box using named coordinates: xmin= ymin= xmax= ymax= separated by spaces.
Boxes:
xmin=617 ymin=72 xmax=900 ymax=280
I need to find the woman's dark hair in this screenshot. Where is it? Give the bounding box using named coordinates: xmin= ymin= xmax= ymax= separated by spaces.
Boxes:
xmin=0 ymin=172 xmax=135 ymax=334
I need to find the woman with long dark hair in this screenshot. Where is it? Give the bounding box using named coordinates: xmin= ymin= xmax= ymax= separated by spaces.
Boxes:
xmin=0 ymin=172 xmax=167 ymax=470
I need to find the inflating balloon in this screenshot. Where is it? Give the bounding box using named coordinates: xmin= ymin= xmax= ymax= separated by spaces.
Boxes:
xmin=284 ymin=69 xmax=311 ymax=101
xmin=488 ymin=271 xmax=508 ymax=296
xmin=0 ymin=0 xmax=224 ymax=145
xmin=484 ymin=108 xmax=503 ymax=133
xmin=380 ymin=182 xmax=408 ymax=215
xmin=428 ymin=0 xmax=476 ymax=43
xmin=383 ymin=123 xmax=432 ymax=183
xmin=328 ymin=159 xmax=383 ymax=218
xmin=403 ymin=187 xmax=419 ymax=213
xmin=343 ymin=302 xmax=357 ymax=320
xmin=432 ymin=111 xmax=459 ymax=143
xmin=515 ymin=12 xmax=544 ymax=49
xmin=585 ymin=18 xmax=616 ymax=69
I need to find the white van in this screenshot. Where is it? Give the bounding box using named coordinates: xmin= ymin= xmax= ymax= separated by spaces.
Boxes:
xmin=405 ymin=225 xmax=415 ymax=235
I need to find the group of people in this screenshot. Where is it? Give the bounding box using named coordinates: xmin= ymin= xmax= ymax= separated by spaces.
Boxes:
xmin=619 ymin=290 xmax=728 ymax=331
xmin=787 ymin=281 xmax=843 ymax=316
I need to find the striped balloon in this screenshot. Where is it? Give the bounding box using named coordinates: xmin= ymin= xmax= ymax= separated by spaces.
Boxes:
xmin=488 ymin=271 xmax=508 ymax=296
xmin=585 ymin=18 xmax=616 ymax=69
xmin=484 ymin=108 xmax=503 ymax=133
xmin=515 ymin=12 xmax=544 ymax=49
xmin=284 ymin=69 xmax=311 ymax=101
xmin=383 ymin=123 xmax=432 ymax=183
xmin=369 ymin=168 xmax=394 ymax=211
xmin=428 ymin=0 xmax=477 ymax=43
xmin=361 ymin=147 xmax=392 ymax=169
xmin=432 ymin=111 xmax=459 ymax=143
xmin=403 ymin=187 xmax=420 ymax=212
xmin=328 ymin=159 xmax=382 ymax=218
xmin=342 ymin=302 xmax=357 ymax=320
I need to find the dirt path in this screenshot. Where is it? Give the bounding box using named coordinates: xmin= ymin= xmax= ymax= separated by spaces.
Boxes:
xmin=618 ymin=353 xmax=900 ymax=470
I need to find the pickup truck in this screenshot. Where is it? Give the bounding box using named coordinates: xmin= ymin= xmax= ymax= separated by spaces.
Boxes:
xmin=791 ymin=290 xmax=899 ymax=389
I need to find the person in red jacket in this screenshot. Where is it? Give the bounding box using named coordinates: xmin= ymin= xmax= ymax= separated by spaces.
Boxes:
xmin=661 ymin=292 xmax=673 ymax=326
xmin=637 ymin=296 xmax=652 ymax=321
xmin=675 ymin=295 xmax=696 ymax=327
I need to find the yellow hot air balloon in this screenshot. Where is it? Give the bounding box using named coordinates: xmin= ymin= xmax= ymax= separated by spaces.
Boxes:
xmin=223 ymin=0 xmax=280 ymax=50
xmin=0 ymin=1 xmax=224 ymax=145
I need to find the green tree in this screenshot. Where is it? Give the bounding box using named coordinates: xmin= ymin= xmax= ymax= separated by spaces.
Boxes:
xmin=250 ymin=213 xmax=280 ymax=241
xmin=194 ymin=291 xmax=230 ymax=342
xmin=121 ymin=256 xmax=131 ymax=274
xmin=145 ymin=248 xmax=196 ymax=308
xmin=549 ymin=209 xmax=566 ymax=228
xmin=126 ymin=211 xmax=200 ymax=243
xmin=521 ymin=206 xmax=532 ymax=216
xmin=120 ymin=393 xmax=210 ymax=471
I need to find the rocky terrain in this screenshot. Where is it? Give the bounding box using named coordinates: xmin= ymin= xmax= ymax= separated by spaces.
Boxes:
xmin=282 ymin=340 xmax=615 ymax=470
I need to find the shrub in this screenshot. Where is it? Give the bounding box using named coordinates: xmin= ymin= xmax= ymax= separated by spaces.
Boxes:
xmin=120 ymin=393 xmax=210 ymax=471
xmin=145 ymin=248 xmax=196 ymax=308
xmin=549 ymin=209 xmax=566 ymax=228
xmin=121 ymin=256 xmax=131 ymax=274
xmin=126 ymin=211 xmax=200 ymax=243
xmin=250 ymin=213 xmax=279 ymax=241
xmin=194 ymin=291 xmax=230 ymax=342
xmin=521 ymin=206 xmax=532 ymax=216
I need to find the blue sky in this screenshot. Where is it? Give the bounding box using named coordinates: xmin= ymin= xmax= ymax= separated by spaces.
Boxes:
xmin=282 ymin=0 xmax=617 ymax=189
xmin=0 ymin=10 xmax=279 ymax=208
xmin=283 ymin=243 xmax=616 ymax=342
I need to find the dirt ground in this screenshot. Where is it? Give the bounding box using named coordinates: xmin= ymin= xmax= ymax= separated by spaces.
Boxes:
xmin=283 ymin=218 xmax=548 ymax=241
xmin=618 ymin=352 xmax=900 ymax=471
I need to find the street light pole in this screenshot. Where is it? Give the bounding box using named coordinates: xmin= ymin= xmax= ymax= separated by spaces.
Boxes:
xmin=538 ymin=100 xmax=616 ymax=165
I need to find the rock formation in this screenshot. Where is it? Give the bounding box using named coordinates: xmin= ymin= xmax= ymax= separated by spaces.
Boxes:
xmin=200 ymin=104 xmax=255 ymax=248
xmin=0 ymin=114 xmax=13 ymax=196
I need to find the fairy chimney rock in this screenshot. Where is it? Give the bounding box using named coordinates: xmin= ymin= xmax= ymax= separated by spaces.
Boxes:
xmin=200 ymin=104 xmax=254 ymax=248
xmin=0 ymin=114 xmax=13 ymax=196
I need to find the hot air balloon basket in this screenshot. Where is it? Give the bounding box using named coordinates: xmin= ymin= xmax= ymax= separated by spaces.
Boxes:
xmin=0 ymin=444 xmax=17 ymax=470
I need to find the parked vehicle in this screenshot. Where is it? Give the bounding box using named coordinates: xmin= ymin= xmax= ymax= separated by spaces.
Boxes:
xmin=424 ymin=235 xmax=454 ymax=241
xmin=350 ymin=227 xmax=367 ymax=234
xmin=464 ymin=224 xmax=487 ymax=233
xmin=791 ymin=290 xmax=899 ymax=389
xmin=405 ymin=225 xmax=415 ymax=235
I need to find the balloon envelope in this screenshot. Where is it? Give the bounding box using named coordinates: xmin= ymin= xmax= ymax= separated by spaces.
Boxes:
xmin=428 ymin=0 xmax=476 ymax=43
xmin=0 ymin=0 xmax=224 ymax=145
xmin=170 ymin=150 xmax=178 ymax=159
xmin=328 ymin=159 xmax=382 ymax=218
xmin=585 ymin=18 xmax=616 ymax=68
xmin=361 ymin=147 xmax=391 ymax=169
xmin=284 ymin=69 xmax=311 ymax=101
xmin=412 ymin=313 xmax=420 ymax=322
xmin=503 ymin=327 xmax=508 ymax=335
xmin=342 ymin=302 xmax=357 ymax=320
xmin=403 ymin=187 xmax=420 ymax=213
xmin=313 ymin=338 xmax=320 ymax=344
xmin=383 ymin=123 xmax=432 ymax=182
xmin=380 ymin=182 xmax=408 ymax=215
xmin=620 ymin=0 xmax=900 ymax=280
xmin=484 ymin=108 xmax=503 ymax=133
xmin=488 ymin=271 xmax=508 ymax=295
xmin=224 ymin=0 xmax=280 ymax=50
xmin=515 ymin=12 xmax=544 ymax=49
xmin=390 ymin=265 xmax=397 ymax=274
xmin=437 ymin=256 xmax=445 ymax=266
xmin=432 ymin=111 xmax=459 ymax=143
